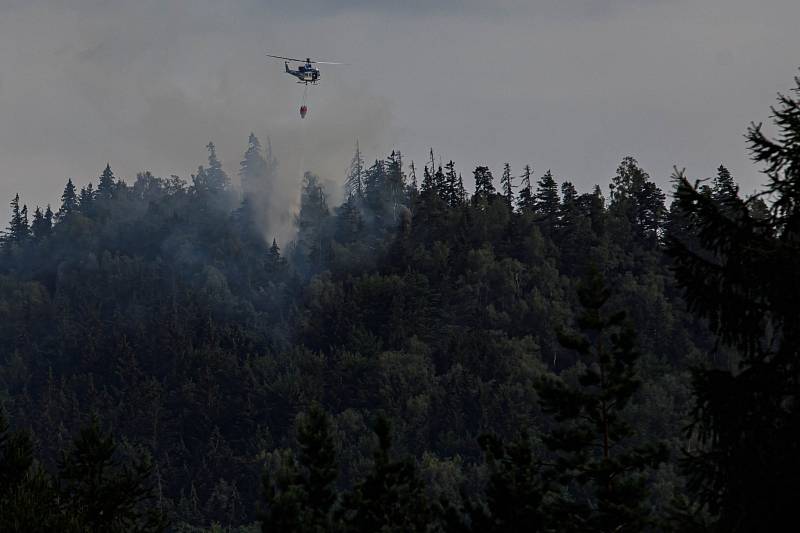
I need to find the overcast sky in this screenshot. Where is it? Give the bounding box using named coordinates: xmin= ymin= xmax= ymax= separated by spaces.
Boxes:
xmin=1 ymin=0 xmax=799 ymax=215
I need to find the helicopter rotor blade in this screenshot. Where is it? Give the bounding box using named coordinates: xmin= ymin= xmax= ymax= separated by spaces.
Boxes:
xmin=312 ymin=61 xmax=346 ymax=65
xmin=266 ymin=53 xmax=307 ymax=62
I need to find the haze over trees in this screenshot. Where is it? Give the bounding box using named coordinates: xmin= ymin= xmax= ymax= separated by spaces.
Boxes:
xmin=2 ymin=73 xmax=800 ymax=531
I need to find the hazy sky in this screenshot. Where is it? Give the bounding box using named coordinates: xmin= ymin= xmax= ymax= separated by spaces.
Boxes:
xmin=1 ymin=0 xmax=799 ymax=215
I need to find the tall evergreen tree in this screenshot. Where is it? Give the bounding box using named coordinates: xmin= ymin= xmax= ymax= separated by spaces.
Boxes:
xmin=337 ymin=418 xmax=434 ymax=533
xmin=711 ymin=164 xmax=737 ymax=202
xmin=385 ymin=150 xmax=406 ymax=221
xmin=58 ymin=418 xmax=166 ymax=532
xmin=239 ymin=133 xmax=269 ymax=198
xmin=501 ymin=163 xmax=514 ymax=210
xmin=260 ymin=405 xmax=338 ymax=533
xmin=266 ymin=238 xmax=286 ymax=272
xmin=444 ymin=160 xmax=464 ymax=208
xmin=469 ymin=433 xmax=546 ymax=533
xmin=534 ymin=170 xmax=560 ymax=220
xmin=518 ymin=164 xmax=535 ymax=212
xmin=58 ymin=179 xmax=79 ymax=219
xmin=345 ymin=140 xmax=365 ymax=200
xmin=473 ymin=166 xmax=496 ymax=199
xmin=296 ymin=172 xmax=330 ymax=270
xmin=195 ymin=142 xmax=230 ymax=195
xmin=536 ymin=269 xmax=667 ymax=531
xmin=97 ymin=164 xmax=116 ymax=200
xmin=666 ymin=74 xmax=800 ymax=531
xmin=31 ymin=207 xmax=50 ymax=240
xmin=610 ymin=157 xmax=666 ymax=243
xmin=78 ymin=183 xmax=95 ymax=214
xmin=6 ymin=194 xmax=30 ymax=244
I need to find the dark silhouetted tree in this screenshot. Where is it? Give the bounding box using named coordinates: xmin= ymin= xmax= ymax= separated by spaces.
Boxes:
xmin=58 ymin=179 xmax=78 ymax=219
xmin=97 ymin=164 xmax=116 ymax=200
xmin=345 ymin=140 xmax=365 ymax=201
xmin=6 ymin=194 xmax=30 ymax=244
xmin=534 ymin=170 xmax=559 ymax=221
xmin=260 ymin=405 xmax=338 ymax=533
xmin=537 ymin=269 xmax=667 ymax=532
xmin=518 ymin=164 xmax=535 ymax=212
xmin=667 ymin=74 xmax=800 ymax=531
xmin=501 ymin=163 xmax=514 ymax=210
xmin=58 ymin=418 xmax=166 ymax=532
xmin=338 ymin=418 xmax=434 ymax=533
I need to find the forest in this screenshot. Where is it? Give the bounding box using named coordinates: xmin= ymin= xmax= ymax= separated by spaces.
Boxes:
xmin=1 ymin=74 xmax=799 ymax=532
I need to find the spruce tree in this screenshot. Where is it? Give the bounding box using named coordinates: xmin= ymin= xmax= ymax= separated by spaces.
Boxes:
xmin=338 ymin=418 xmax=433 ymax=533
xmin=6 ymin=194 xmax=30 ymax=243
xmin=239 ymin=133 xmax=269 ymax=198
xmin=345 ymin=140 xmax=365 ymax=200
xmin=267 ymin=238 xmax=284 ymax=271
xmin=518 ymin=164 xmax=535 ymax=212
xmin=534 ymin=170 xmax=559 ymax=220
xmin=609 ymin=157 xmax=665 ymax=244
xmin=473 ymin=166 xmax=496 ymax=199
xmin=385 ymin=150 xmax=406 ymax=221
xmin=501 ymin=163 xmax=514 ymax=210
xmin=58 ymin=418 xmax=166 ymax=532
xmin=470 ymin=433 xmax=546 ymax=533
xmin=0 ymin=411 xmax=65 ymax=532
xmin=203 ymin=142 xmax=230 ymax=194
xmin=536 ymin=269 xmax=667 ymax=532
xmin=97 ymin=164 xmax=115 ymax=200
xmin=444 ymin=160 xmax=463 ymax=207
xmin=31 ymin=207 xmax=49 ymax=240
xmin=711 ymin=165 xmax=737 ymax=201
xmin=43 ymin=205 xmax=54 ymax=229
xmin=666 ymin=74 xmax=800 ymax=531
xmin=260 ymin=405 xmax=338 ymax=533
xmin=296 ymin=172 xmax=330 ymax=270
xmin=58 ymin=179 xmax=78 ymax=219
xmin=78 ymin=183 xmax=95 ymax=214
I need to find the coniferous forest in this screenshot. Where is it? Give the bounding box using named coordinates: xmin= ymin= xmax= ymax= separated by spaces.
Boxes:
xmin=2 ymin=74 xmax=800 ymax=532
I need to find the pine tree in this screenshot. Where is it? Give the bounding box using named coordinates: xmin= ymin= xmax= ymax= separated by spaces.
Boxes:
xmin=337 ymin=418 xmax=434 ymax=532
xmin=363 ymin=159 xmax=386 ymax=213
xmin=198 ymin=142 xmax=231 ymax=194
xmin=470 ymin=433 xmax=547 ymax=532
xmin=58 ymin=418 xmax=166 ymax=532
xmin=6 ymin=194 xmax=30 ymax=244
xmin=0 ymin=411 xmax=65 ymax=531
xmin=260 ymin=405 xmax=338 ymax=533
xmin=44 ymin=205 xmax=54 ymax=230
xmin=58 ymin=179 xmax=78 ymax=219
xmin=444 ymin=160 xmax=462 ymax=207
xmin=534 ymin=170 xmax=559 ymax=220
xmin=473 ymin=166 xmax=496 ymax=199
xmin=559 ymin=181 xmax=579 ymax=229
xmin=335 ymin=195 xmax=364 ymax=244
xmin=666 ymin=74 xmax=800 ymax=531
xmin=501 ymin=163 xmax=514 ymax=210
xmin=240 ymin=133 xmax=269 ymax=198
xmin=266 ymin=238 xmax=286 ymax=272
xmin=78 ymin=183 xmax=95 ymax=214
xmin=296 ymin=172 xmax=330 ymax=270
xmin=344 ymin=140 xmax=365 ymax=200
xmin=97 ymin=164 xmax=115 ymax=200
xmin=518 ymin=164 xmax=535 ymax=212
xmin=385 ymin=150 xmax=406 ymax=221
xmin=31 ymin=207 xmax=50 ymax=240
xmin=609 ymin=157 xmax=665 ymax=244
xmin=536 ymin=269 xmax=667 ymax=531
xmin=711 ymin=164 xmax=738 ymax=202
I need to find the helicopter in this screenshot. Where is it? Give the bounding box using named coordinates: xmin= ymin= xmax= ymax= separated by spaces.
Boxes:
xmin=266 ymin=54 xmax=344 ymax=85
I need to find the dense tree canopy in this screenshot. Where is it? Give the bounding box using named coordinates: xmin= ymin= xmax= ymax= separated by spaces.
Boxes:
xmin=1 ymin=73 xmax=798 ymax=530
